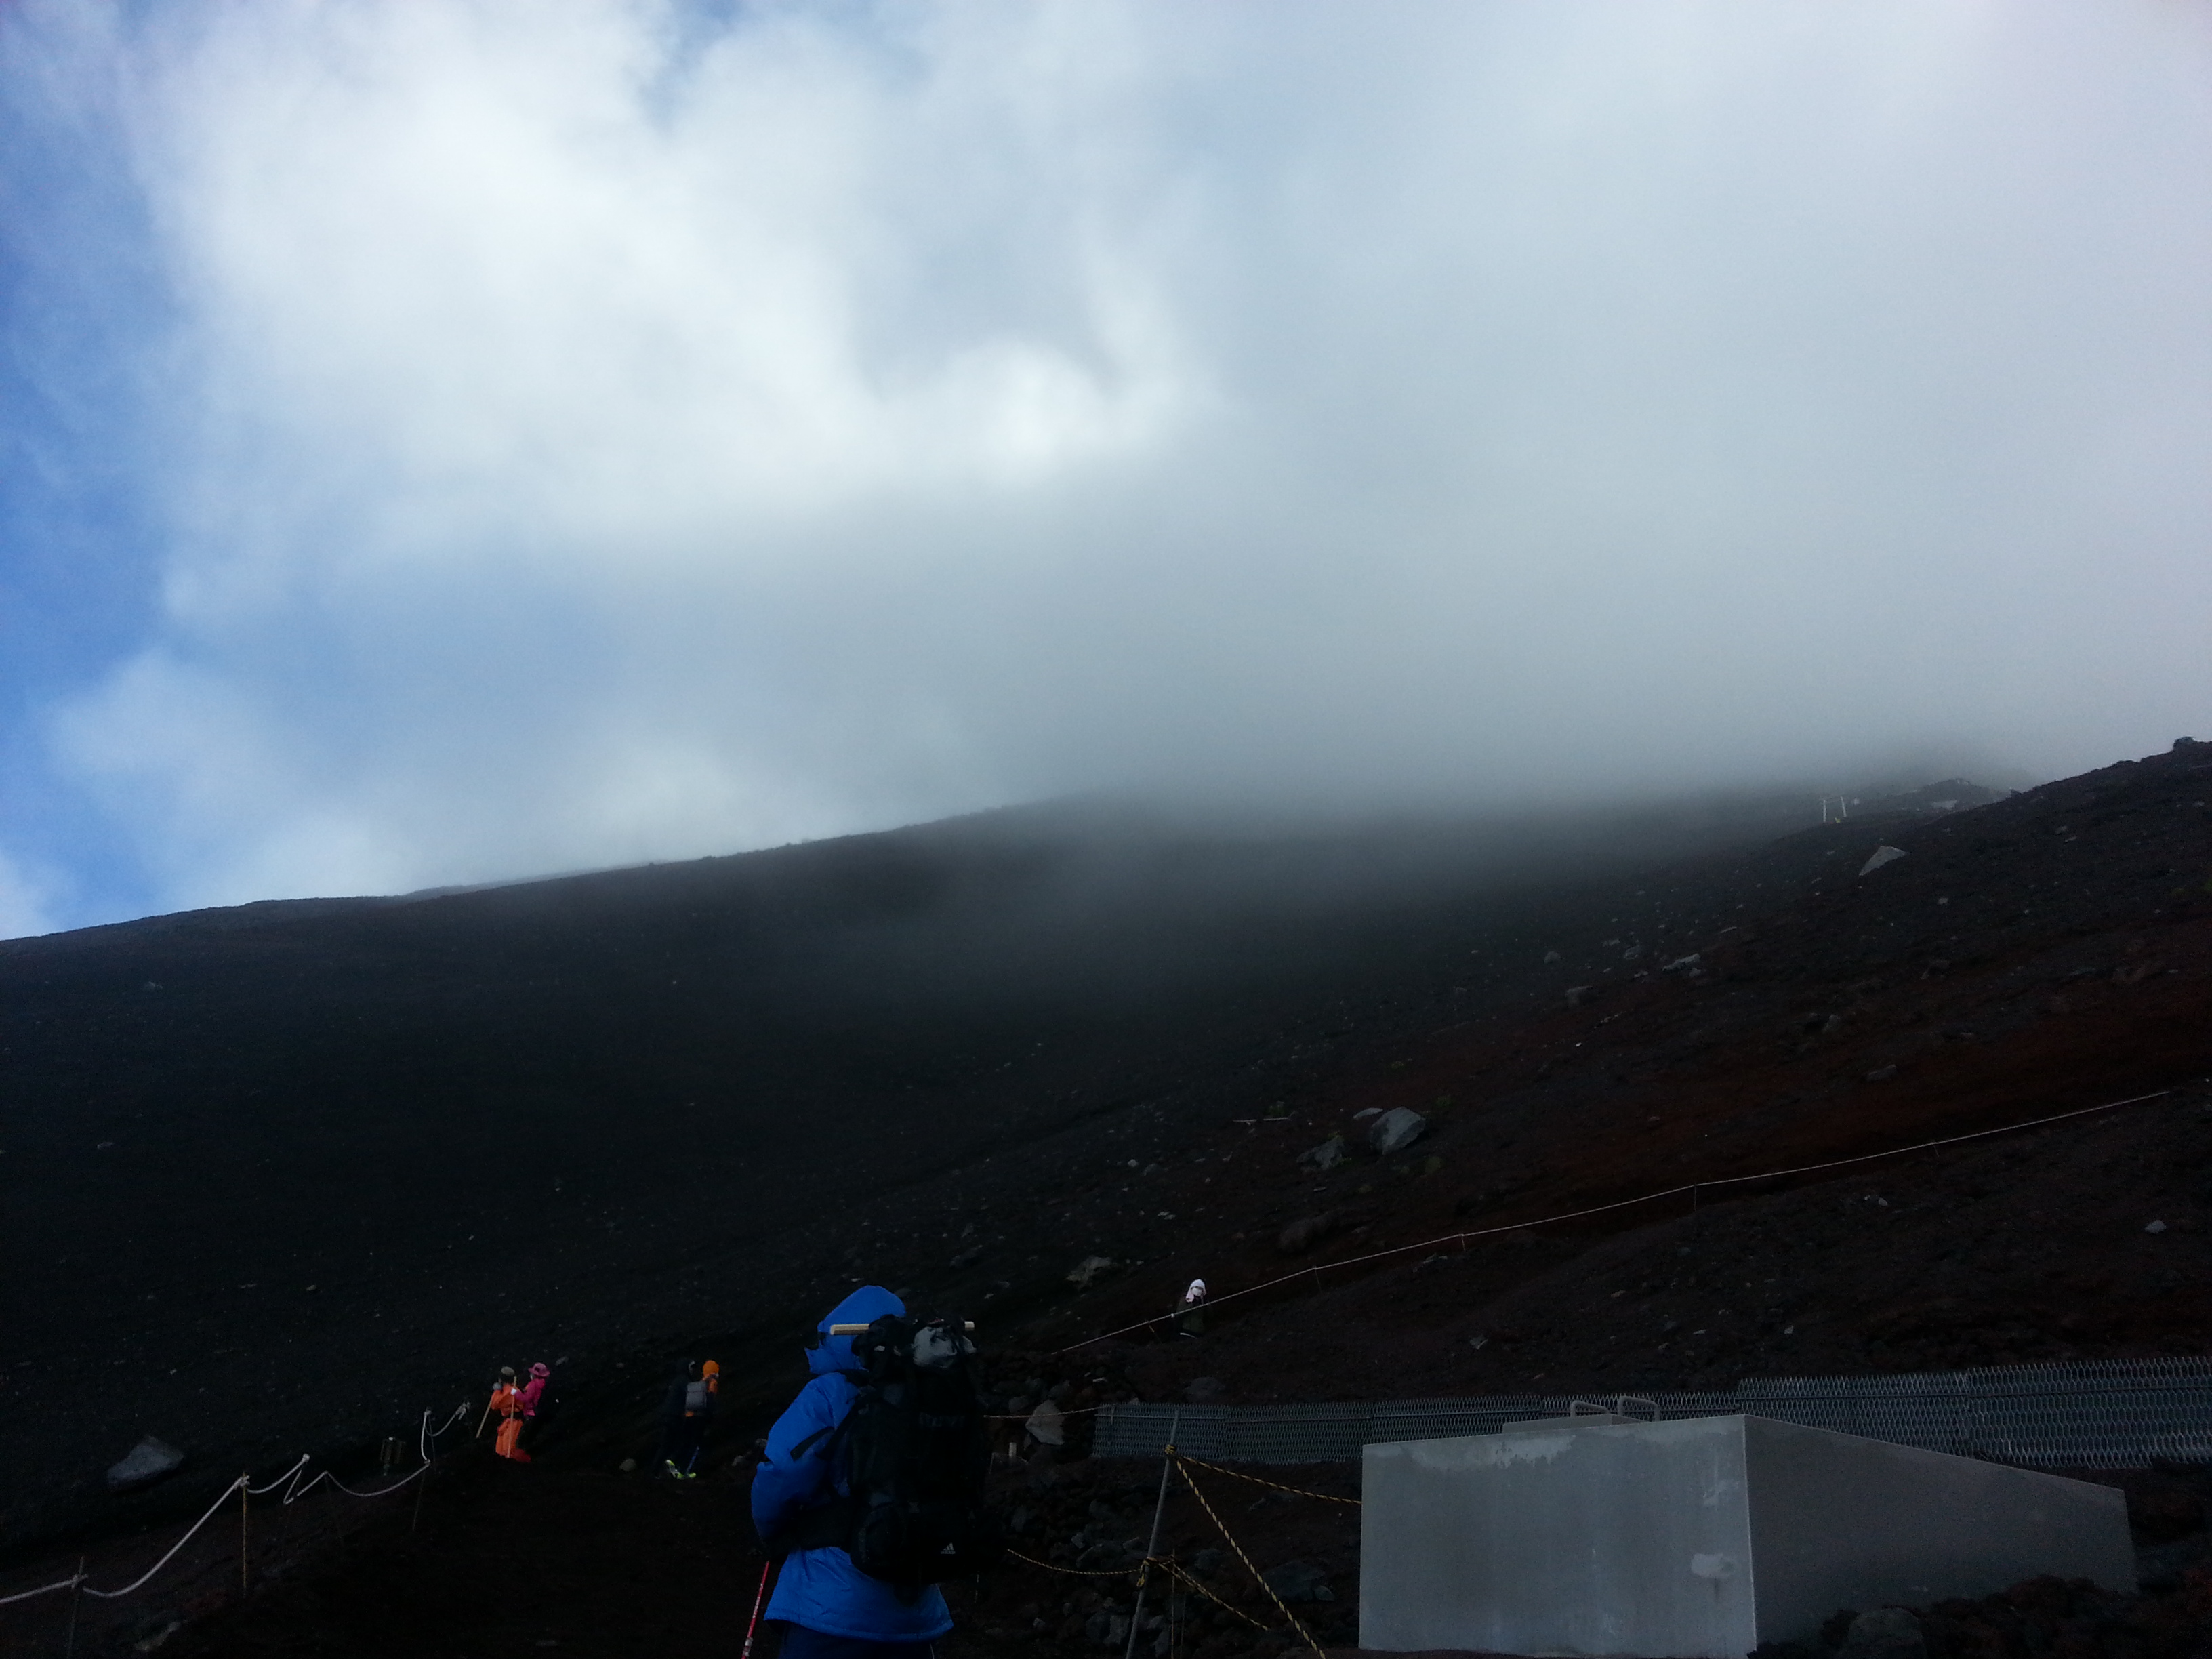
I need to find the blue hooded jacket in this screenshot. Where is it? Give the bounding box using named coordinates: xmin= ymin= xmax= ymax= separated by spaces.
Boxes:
xmin=752 ymin=1286 xmax=952 ymax=1643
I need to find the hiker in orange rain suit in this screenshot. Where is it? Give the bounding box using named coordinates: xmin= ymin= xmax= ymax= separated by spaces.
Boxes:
xmin=488 ymin=1367 xmax=531 ymax=1462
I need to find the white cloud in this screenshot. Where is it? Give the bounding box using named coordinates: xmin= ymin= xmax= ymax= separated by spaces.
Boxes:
xmin=0 ymin=850 xmax=57 ymax=941
xmin=18 ymin=0 xmax=2212 ymax=913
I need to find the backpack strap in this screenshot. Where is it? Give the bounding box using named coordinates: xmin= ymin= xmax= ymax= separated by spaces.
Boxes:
xmin=760 ymin=1410 xmax=859 ymax=1561
xmin=785 ymin=1374 xmax=869 ymax=1461
xmin=757 ymin=1373 xmax=878 ymax=1561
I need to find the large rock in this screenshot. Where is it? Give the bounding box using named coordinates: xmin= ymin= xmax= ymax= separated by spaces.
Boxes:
xmin=107 ymin=1437 xmax=185 ymax=1494
xmin=1025 ymin=1400 xmax=1066 ymax=1446
xmin=1065 ymin=1255 xmax=1117 ymax=1288
xmin=1277 ymin=1212 xmax=1336 ymax=1254
xmin=1368 ymin=1107 xmax=1427 ymax=1156
xmin=1297 ymin=1135 xmax=1346 ymax=1172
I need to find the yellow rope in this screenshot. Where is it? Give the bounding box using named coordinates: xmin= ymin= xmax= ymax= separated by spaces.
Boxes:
xmin=1173 ymin=1457 xmax=1326 ymax=1656
xmin=1171 ymin=1454 xmax=1360 ymax=1506
xmin=1158 ymin=1558 xmax=1272 ymax=1633
xmin=1006 ymin=1476 xmax=1331 ymax=1651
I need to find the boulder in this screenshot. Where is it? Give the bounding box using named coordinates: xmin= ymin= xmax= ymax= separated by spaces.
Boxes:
xmin=106 ymin=1437 xmax=185 ymax=1494
xmin=1297 ymin=1135 xmax=1346 ymax=1172
xmin=1277 ymin=1213 xmax=1337 ymax=1254
xmin=1065 ymin=1255 xmax=1117 ymax=1288
xmin=1368 ymin=1107 xmax=1427 ymax=1156
xmin=1026 ymin=1400 xmax=1066 ymax=1447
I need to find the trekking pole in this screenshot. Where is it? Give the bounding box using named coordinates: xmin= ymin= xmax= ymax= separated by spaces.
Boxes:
xmin=1122 ymin=1412 xmax=1181 ymax=1659
xmin=739 ymin=1559 xmax=775 ymax=1659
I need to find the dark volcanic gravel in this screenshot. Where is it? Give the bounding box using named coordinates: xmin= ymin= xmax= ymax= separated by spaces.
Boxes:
xmin=4 ymin=739 xmax=2211 ymax=1655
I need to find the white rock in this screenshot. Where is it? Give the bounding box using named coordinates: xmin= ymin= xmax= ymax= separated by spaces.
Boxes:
xmin=1065 ymin=1254 xmax=1118 ymax=1288
xmin=106 ymin=1437 xmax=184 ymax=1494
xmin=1368 ymin=1107 xmax=1428 ymax=1156
xmin=1860 ymin=845 xmax=1908 ymax=875
xmin=2146 ymin=1219 xmax=2168 ymax=1234
xmin=1026 ymin=1399 xmax=1066 ymax=1446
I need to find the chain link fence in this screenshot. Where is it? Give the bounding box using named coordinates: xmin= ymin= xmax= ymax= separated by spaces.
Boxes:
xmin=1092 ymin=1357 xmax=2212 ymax=1469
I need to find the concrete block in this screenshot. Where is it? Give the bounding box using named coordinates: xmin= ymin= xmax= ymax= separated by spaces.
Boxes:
xmin=1359 ymin=1413 xmax=2133 ymax=1657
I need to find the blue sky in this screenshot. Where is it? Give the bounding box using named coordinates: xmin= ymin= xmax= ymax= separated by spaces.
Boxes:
xmin=3 ymin=1 xmax=2211 ymax=939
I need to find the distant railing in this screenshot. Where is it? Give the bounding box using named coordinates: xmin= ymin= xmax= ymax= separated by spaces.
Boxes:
xmin=1091 ymin=1357 xmax=2212 ymax=1469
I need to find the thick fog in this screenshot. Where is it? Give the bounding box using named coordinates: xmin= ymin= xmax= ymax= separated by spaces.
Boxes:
xmin=3 ymin=2 xmax=2209 ymax=935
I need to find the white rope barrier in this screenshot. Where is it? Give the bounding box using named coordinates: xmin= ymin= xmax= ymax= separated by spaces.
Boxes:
xmin=0 ymin=1573 xmax=91 ymax=1610
xmin=425 ymin=1401 xmax=471 ymax=1454
xmin=245 ymin=1454 xmax=311 ymax=1496
xmin=1064 ymin=1087 xmax=2176 ymax=1351
xmin=80 ymin=1475 xmax=249 ymax=1601
xmin=0 ymin=1399 xmax=478 ymax=1610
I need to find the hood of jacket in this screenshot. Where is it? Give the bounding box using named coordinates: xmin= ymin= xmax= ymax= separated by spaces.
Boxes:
xmin=808 ymin=1284 xmax=905 ymax=1376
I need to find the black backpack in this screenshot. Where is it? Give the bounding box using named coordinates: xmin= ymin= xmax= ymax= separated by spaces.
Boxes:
xmin=777 ymin=1315 xmax=1002 ymax=1594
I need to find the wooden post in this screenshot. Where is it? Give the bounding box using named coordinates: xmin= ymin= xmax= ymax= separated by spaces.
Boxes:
xmin=239 ymin=1475 xmax=250 ymax=1598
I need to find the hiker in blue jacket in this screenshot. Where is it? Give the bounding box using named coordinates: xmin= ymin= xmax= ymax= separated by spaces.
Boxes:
xmin=753 ymin=1285 xmax=953 ymax=1657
